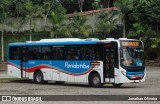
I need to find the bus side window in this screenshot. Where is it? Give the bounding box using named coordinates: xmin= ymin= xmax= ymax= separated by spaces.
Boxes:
xmin=79 ymin=47 xmax=85 ymax=60
xmin=53 ymin=47 xmax=65 ymax=60
xmin=29 ymin=46 xmax=41 ymax=60
xmin=41 ymin=46 xmax=51 ymax=60
xmin=85 ymin=45 xmax=95 ymax=60
xmin=66 ymin=46 xmax=79 ymax=60
xmin=94 ymin=45 xmax=103 ymax=60
xmin=9 ymin=46 xmax=20 ymax=60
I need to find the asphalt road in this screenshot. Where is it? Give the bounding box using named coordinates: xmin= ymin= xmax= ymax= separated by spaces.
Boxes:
xmin=0 ymin=66 xmax=159 ymax=103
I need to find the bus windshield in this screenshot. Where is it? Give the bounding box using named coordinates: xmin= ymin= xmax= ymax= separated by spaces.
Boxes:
xmin=120 ymin=41 xmax=144 ymax=67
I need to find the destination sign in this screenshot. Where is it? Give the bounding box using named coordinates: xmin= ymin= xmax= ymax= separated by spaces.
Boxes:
xmin=121 ymin=42 xmax=140 ymax=47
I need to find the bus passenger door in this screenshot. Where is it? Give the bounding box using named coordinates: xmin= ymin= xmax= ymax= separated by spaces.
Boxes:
xmin=104 ymin=43 xmax=118 ymax=82
xmin=21 ymin=46 xmax=29 ymax=78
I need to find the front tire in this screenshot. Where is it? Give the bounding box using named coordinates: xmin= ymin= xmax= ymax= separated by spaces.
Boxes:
xmin=112 ymin=83 xmax=123 ymax=88
xmin=34 ymin=71 xmax=44 ymax=84
xmin=90 ymin=73 xmax=102 ymax=88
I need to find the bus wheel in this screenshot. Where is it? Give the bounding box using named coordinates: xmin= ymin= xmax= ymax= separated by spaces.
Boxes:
xmin=34 ymin=71 xmax=44 ymax=84
xmin=90 ymin=73 xmax=102 ymax=88
xmin=112 ymin=83 xmax=123 ymax=88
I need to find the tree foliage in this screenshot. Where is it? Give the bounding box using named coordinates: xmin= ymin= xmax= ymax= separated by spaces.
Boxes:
xmin=96 ymin=10 xmax=119 ymax=39
xmin=129 ymin=0 xmax=160 ymax=27
xmin=0 ymin=0 xmax=11 ymax=24
xmin=128 ymin=23 xmax=156 ymax=40
xmin=50 ymin=4 xmax=72 ymax=38
xmin=0 ymin=0 xmax=160 ymax=60
xmin=126 ymin=0 xmax=160 ymax=60
xmin=0 ymin=0 xmax=12 ymax=62
xmin=114 ymin=0 xmax=133 ymax=38
xmin=69 ymin=13 xmax=93 ymax=38
xmin=24 ymin=0 xmax=44 ymax=41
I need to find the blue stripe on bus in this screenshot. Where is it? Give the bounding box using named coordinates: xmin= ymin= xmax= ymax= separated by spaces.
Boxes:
xmin=126 ymin=71 xmax=145 ymax=79
xmin=8 ymin=60 xmax=94 ymax=74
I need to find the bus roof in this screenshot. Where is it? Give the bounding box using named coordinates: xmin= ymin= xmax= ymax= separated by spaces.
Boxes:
xmin=9 ymin=41 xmax=101 ymax=46
xmin=9 ymin=38 xmax=104 ymax=46
xmin=8 ymin=38 xmax=139 ymax=46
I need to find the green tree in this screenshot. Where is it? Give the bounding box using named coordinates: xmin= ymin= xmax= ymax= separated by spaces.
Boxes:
xmin=129 ymin=0 xmax=160 ymax=34
xmin=96 ymin=10 xmax=119 ymax=39
xmin=128 ymin=23 xmax=156 ymax=60
xmin=148 ymin=0 xmax=160 ymax=26
xmin=42 ymin=0 xmax=57 ymax=31
xmin=69 ymin=13 xmax=93 ymax=38
xmin=6 ymin=0 xmax=26 ymax=33
xmin=0 ymin=0 xmax=11 ymax=62
xmin=128 ymin=23 xmax=156 ymax=38
xmin=77 ymin=0 xmax=84 ymax=12
xmin=92 ymin=0 xmax=101 ymax=9
xmin=50 ymin=4 xmax=71 ymax=38
xmin=114 ymin=0 xmax=133 ymax=38
xmin=24 ymin=0 xmax=44 ymax=41
xmin=12 ymin=0 xmax=26 ymax=17
xmin=128 ymin=23 xmax=146 ymax=39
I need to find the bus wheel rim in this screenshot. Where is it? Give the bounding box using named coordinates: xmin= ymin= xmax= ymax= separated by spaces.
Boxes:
xmin=93 ymin=76 xmax=100 ymax=85
xmin=36 ymin=74 xmax=42 ymax=82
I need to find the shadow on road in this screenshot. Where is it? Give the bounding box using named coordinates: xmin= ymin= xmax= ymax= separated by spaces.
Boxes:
xmin=9 ymin=79 xmax=141 ymax=89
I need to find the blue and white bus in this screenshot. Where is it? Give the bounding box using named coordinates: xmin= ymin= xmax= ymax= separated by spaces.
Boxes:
xmin=7 ymin=38 xmax=145 ymax=87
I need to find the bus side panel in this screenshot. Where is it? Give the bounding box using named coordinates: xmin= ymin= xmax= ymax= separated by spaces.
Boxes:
xmin=74 ymin=74 xmax=87 ymax=82
xmin=42 ymin=69 xmax=53 ymax=81
xmin=27 ymin=60 xmax=53 ymax=80
xmin=52 ymin=60 xmax=89 ymax=82
xmin=69 ymin=61 xmax=104 ymax=83
xmin=114 ymin=68 xmax=121 ymax=83
xmin=60 ymin=73 xmax=68 ymax=81
xmin=71 ymin=61 xmax=104 ymax=83
xmin=67 ymin=75 xmax=75 ymax=82
xmin=65 ymin=60 xmax=92 ymax=83
xmin=8 ymin=60 xmax=21 ymax=78
xmin=28 ymin=72 xmax=34 ymax=79
xmin=90 ymin=61 xmax=104 ymax=83
xmin=51 ymin=60 xmax=104 ymax=83
xmin=52 ymin=60 xmax=66 ymax=81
